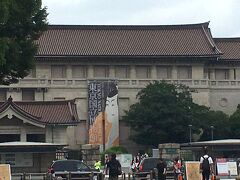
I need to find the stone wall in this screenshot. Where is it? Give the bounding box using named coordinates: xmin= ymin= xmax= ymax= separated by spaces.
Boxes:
xmin=158 ymin=143 xmax=180 ymax=160
xmin=81 ymin=144 xmax=101 ymax=167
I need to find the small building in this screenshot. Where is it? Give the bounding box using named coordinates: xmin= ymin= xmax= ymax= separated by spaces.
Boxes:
xmin=181 ymin=139 xmax=240 ymax=161
xmin=0 ymin=97 xmax=80 ymax=172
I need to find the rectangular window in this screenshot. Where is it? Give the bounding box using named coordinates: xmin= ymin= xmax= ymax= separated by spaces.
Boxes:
xmin=177 ymin=66 xmax=192 ymax=79
xmin=156 ymin=66 xmax=172 ymax=79
xmin=0 ymin=134 xmax=20 ymax=143
xmin=93 ymin=66 xmax=109 ymax=78
xmin=27 ymin=134 xmax=45 ymax=142
xmin=22 ymin=89 xmax=35 ymax=101
xmin=0 ymin=89 xmax=7 ymax=101
xmin=215 ymin=69 xmax=229 ymax=80
xmin=136 ymin=66 xmax=151 ymax=79
xmin=72 ymin=65 xmax=87 ymax=78
xmin=51 ymin=65 xmax=66 ymax=78
xmin=115 ymin=66 xmax=129 ymax=78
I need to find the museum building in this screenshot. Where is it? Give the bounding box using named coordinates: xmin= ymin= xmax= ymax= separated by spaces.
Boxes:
xmin=0 ymin=22 xmax=240 ymax=172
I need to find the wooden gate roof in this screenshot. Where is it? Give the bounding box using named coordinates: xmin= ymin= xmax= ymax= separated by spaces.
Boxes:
xmin=0 ymin=97 xmax=80 ymax=125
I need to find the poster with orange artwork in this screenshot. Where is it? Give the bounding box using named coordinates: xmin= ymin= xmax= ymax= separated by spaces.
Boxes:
xmin=88 ymin=81 xmax=119 ymax=150
xmin=0 ymin=164 xmax=11 ymax=180
xmin=185 ymin=161 xmax=201 ymax=180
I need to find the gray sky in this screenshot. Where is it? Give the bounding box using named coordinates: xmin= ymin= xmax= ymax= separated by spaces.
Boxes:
xmin=42 ymin=0 xmax=240 ymax=37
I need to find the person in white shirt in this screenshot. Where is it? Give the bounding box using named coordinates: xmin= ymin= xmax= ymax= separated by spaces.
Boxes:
xmin=199 ymin=147 xmax=214 ymax=180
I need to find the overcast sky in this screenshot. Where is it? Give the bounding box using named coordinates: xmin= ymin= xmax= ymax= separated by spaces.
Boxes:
xmin=42 ymin=0 xmax=240 ymax=37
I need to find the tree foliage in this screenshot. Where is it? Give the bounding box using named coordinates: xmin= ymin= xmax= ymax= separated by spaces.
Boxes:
xmin=122 ymin=81 xmax=210 ymax=146
xmin=199 ymin=110 xmax=230 ymax=141
xmin=229 ymin=105 xmax=240 ymax=138
xmin=0 ymin=0 xmax=48 ymax=85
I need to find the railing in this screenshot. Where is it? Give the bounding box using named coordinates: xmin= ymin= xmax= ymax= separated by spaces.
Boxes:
xmin=11 ymin=171 xmax=174 ymax=180
xmin=2 ymin=77 xmax=240 ymax=89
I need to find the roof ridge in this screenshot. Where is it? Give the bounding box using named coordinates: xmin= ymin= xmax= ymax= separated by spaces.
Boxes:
xmin=15 ymin=99 xmax=75 ymax=104
xmin=214 ymin=38 xmax=240 ymax=42
xmin=201 ymin=25 xmax=222 ymax=55
xmin=0 ymin=98 xmax=43 ymax=123
xmin=47 ymin=22 xmax=210 ymax=30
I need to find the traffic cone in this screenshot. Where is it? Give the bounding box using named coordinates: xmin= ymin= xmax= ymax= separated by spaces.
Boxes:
xmin=178 ymin=174 xmax=183 ymax=180
xmin=211 ymin=174 xmax=215 ymax=180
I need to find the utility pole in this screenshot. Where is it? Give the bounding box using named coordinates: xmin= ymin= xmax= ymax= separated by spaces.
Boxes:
xmin=188 ymin=124 xmax=192 ymax=143
xmin=210 ymin=125 xmax=214 ymax=141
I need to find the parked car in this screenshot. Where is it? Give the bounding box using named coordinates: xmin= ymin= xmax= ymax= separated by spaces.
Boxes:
xmin=136 ymin=157 xmax=174 ymax=179
xmin=47 ymin=159 xmax=102 ymax=180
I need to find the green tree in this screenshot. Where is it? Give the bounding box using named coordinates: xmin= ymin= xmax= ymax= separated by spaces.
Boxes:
xmin=229 ymin=105 xmax=240 ymax=138
xmin=199 ymin=110 xmax=229 ymax=141
xmin=122 ymin=81 xmax=209 ymax=146
xmin=0 ymin=0 xmax=48 ymax=85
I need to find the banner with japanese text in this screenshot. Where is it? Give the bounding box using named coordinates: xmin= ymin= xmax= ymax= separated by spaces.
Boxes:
xmin=88 ymin=80 xmax=119 ymax=150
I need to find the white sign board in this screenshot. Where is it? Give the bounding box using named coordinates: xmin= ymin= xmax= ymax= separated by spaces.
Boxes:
xmin=116 ymin=154 xmax=132 ymax=174
xmin=217 ymin=162 xmax=228 ymax=176
xmin=216 ymin=158 xmax=238 ymax=176
xmin=227 ymin=162 xmax=238 ymax=176
xmin=116 ymin=154 xmax=132 ymax=167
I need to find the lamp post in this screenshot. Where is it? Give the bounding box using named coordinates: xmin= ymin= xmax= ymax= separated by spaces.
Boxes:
xmin=188 ymin=124 xmax=192 ymax=143
xmin=210 ymin=125 xmax=214 ymax=141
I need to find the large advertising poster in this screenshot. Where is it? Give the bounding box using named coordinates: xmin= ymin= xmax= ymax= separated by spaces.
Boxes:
xmin=88 ymin=80 xmax=119 ymax=150
xmin=0 ymin=164 xmax=11 ymax=180
xmin=185 ymin=161 xmax=201 ymax=180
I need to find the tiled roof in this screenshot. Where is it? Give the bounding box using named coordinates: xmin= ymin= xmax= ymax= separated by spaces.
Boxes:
xmin=36 ymin=22 xmax=221 ymax=57
xmin=214 ymin=38 xmax=240 ymax=60
xmin=0 ymin=98 xmax=80 ymax=125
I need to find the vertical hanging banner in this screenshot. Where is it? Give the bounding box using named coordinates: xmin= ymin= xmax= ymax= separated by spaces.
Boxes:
xmin=88 ymin=80 xmax=119 ymax=150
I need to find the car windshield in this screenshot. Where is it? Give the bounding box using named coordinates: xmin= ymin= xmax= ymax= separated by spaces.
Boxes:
xmin=53 ymin=161 xmax=90 ymax=172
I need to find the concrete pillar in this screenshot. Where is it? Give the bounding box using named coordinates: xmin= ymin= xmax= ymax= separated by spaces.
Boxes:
xmin=229 ymin=69 xmax=235 ymax=80
xmin=88 ymin=65 xmax=94 ymax=78
xmin=172 ymin=66 xmax=178 ymax=79
xmin=130 ymin=65 xmax=136 ymax=79
xmin=109 ymin=65 xmax=115 ymax=78
xmin=151 ymin=65 xmax=157 ymax=79
xmin=21 ymin=127 xmax=27 ymax=142
xmin=45 ymin=126 xmax=53 ymax=143
xmin=235 ymin=68 xmax=240 ymax=80
xmin=66 ymin=65 xmax=72 ymax=78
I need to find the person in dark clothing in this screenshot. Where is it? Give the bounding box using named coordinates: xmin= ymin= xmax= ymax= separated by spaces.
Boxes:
xmin=199 ymin=147 xmax=214 ymax=180
xmin=156 ymin=158 xmax=167 ymax=180
xmin=106 ymin=153 xmax=122 ymax=180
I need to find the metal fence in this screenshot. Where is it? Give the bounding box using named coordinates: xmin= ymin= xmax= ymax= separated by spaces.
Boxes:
xmin=11 ymin=171 xmax=174 ymax=180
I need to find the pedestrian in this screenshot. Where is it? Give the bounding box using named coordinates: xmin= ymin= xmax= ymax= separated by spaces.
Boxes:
xmin=94 ymin=160 xmax=101 ymax=171
xmin=173 ymin=157 xmax=181 ymax=180
xmin=104 ymin=154 xmax=109 ymax=174
xmin=156 ymin=158 xmax=167 ymax=180
xmin=106 ymin=153 xmax=122 ymax=180
xmin=131 ymin=158 xmax=137 ymax=173
xmin=199 ymin=147 xmax=214 ymax=180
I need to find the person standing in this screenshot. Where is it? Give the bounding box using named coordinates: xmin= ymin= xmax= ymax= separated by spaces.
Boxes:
xmin=94 ymin=160 xmax=101 ymax=171
xmin=156 ymin=158 xmax=167 ymax=180
xmin=173 ymin=157 xmax=182 ymax=180
xmin=106 ymin=153 xmax=122 ymax=180
xmin=200 ymin=147 xmax=214 ymax=180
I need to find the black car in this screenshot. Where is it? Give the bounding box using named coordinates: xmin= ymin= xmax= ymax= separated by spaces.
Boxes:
xmin=47 ymin=159 xmax=102 ymax=180
xmin=136 ymin=157 xmax=174 ymax=179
